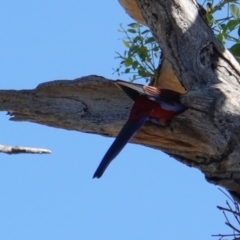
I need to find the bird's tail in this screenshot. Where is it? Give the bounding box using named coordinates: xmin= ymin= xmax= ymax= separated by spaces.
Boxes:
xmin=93 ymin=117 xmax=149 ymax=178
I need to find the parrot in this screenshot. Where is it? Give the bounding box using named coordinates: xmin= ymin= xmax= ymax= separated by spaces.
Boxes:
xmin=93 ymin=80 xmax=186 ymax=178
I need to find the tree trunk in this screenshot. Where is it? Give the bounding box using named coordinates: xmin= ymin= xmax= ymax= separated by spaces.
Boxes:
xmin=134 ymin=0 xmax=240 ymax=201
xmin=1 ymin=0 xmax=240 ymax=201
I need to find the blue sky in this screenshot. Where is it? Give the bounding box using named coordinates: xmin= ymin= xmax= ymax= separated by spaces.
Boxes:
xmin=0 ymin=1 xmax=233 ymax=239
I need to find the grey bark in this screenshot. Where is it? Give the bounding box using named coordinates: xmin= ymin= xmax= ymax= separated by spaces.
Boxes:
xmin=0 ymin=145 xmax=51 ymax=154
xmin=1 ymin=0 xmax=240 ymax=200
xmin=134 ymin=0 xmax=240 ymax=200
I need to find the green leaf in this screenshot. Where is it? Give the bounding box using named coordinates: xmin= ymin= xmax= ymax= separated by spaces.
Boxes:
xmin=205 ymin=13 xmax=214 ymax=26
xmin=127 ymin=29 xmax=136 ymax=33
xmin=132 ymin=61 xmax=139 ymax=69
xmin=129 ymin=45 xmax=139 ymax=55
xmin=133 ymin=36 xmax=143 ymax=43
xmin=229 ymin=43 xmax=240 ymax=60
xmin=217 ymin=33 xmax=224 ymax=44
xmin=138 ymin=46 xmax=148 ymax=61
xmin=125 ymin=68 xmax=131 ymax=73
xmin=152 ymin=46 xmax=160 ymax=52
xmin=138 ymin=68 xmax=151 ymax=77
xmin=145 ymin=37 xmax=155 ymax=44
xmin=114 ymin=23 xmax=159 ymax=82
xmin=220 ymin=24 xmax=227 ymax=32
xmin=230 ymin=4 xmax=240 ymax=20
xmin=128 ymin=23 xmax=142 ymax=28
xmin=226 ymin=19 xmax=240 ymax=30
xmin=123 ymin=40 xmax=130 ymax=48
xmin=124 ymin=57 xmax=133 ymax=67
xmin=235 ymin=56 xmax=240 ymax=62
xmin=141 ymin=29 xmax=149 ymax=35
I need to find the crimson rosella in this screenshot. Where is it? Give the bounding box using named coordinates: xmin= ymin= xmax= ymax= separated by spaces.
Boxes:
xmin=93 ymin=80 xmax=186 ymax=178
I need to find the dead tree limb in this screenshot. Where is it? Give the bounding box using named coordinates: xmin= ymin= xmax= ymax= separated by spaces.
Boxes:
xmin=0 ymin=144 xmax=51 ymax=155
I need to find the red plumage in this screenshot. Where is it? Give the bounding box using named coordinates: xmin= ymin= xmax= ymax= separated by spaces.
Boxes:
xmin=93 ymin=81 xmax=186 ymax=178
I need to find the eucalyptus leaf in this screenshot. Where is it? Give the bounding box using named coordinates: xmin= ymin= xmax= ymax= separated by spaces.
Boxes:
xmin=124 ymin=57 xmax=133 ymax=67
xmin=128 ymin=29 xmax=136 ymax=34
xmin=128 ymin=23 xmax=142 ymax=28
xmin=227 ymin=20 xmax=240 ymax=31
xmin=229 ymin=43 xmax=240 ymax=62
xmin=230 ymin=4 xmax=240 ymax=20
xmin=123 ymin=40 xmax=130 ymax=48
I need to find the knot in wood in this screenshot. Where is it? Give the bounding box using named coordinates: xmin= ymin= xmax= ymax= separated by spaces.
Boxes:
xmin=199 ymin=43 xmax=214 ymax=67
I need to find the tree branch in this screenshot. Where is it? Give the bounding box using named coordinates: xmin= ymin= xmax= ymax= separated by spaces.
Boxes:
xmin=0 ymin=144 xmax=51 ymax=154
xmin=0 ymin=75 xmax=230 ymax=164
